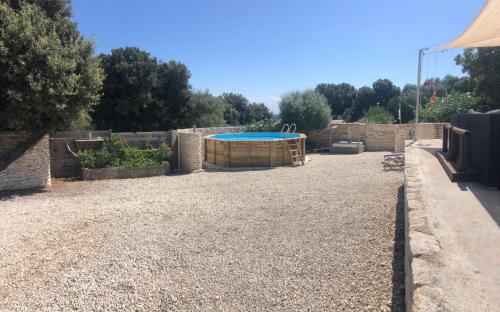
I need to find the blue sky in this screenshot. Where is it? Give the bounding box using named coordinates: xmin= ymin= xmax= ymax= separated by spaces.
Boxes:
xmin=73 ymin=0 xmax=484 ymax=112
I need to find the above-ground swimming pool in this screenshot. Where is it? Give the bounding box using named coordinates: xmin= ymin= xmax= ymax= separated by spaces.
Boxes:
xmin=205 ymin=132 xmax=306 ymax=167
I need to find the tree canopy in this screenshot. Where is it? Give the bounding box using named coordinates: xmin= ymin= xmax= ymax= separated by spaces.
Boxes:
xmin=455 ymin=47 xmax=500 ymax=110
xmin=0 ymin=1 xmax=103 ymax=132
xmin=183 ymin=91 xmax=225 ymax=127
xmin=92 ymin=47 xmax=158 ymax=131
xmin=92 ymin=47 xmax=191 ymax=131
xmin=1 ymin=0 xmax=72 ymax=18
xmin=315 ymin=83 xmax=357 ymax=118
xmin=279 ymin=90 xmax=331 ymax=132
xmin=363 ymin=106 xmax=393 ymax=124
xmin=372 ymin=79 xmax=400 ymax=107
xmin=221 ymin=93 xmax=271 ymax=125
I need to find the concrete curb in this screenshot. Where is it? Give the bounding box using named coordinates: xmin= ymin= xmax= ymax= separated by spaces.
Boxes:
xmin=404 ymin=143 xmax=444 ymax=312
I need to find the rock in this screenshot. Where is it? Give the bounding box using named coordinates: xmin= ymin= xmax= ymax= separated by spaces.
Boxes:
xmin=409 ymin=231 xmax=440 ymax=257
xmin=413 ymin=286 xmax=443 ymax=312
xmin=412 ymin=258 xmax=432 ymax=287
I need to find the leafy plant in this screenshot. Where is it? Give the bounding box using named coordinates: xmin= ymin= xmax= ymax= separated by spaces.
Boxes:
xmin=77 ymin=135 xmax=172 ymax=169
xmin=246 ymin=119 xmax=281 ymax=132
xmin=420 ymin=93 xmax=479 ymax=122
xmin=76 ymin=150 xmax=97 ymax=169
xmin=0 ymin=2 xmax=103 ymax=132
xmin=279 ymin=90 xmax=331 ymax=132
xmin=362 ymin=106 xmax=394 ymax=124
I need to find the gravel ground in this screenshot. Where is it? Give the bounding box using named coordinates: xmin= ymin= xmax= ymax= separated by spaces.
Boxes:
xmin=0 ymin=153 xmax=404 ymax=311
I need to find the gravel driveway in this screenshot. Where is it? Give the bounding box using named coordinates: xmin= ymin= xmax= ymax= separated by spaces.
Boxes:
xmin=0 ymin=153 xmax=404 ymax=311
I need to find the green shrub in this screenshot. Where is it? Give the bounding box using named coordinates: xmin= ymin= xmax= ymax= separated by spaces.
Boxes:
xmin=246 ymin=119 xmax=281 ymax=132
xmin=279 ymin=90 xmax=331 ymax=132
xmin=76 ymin=150 xmax=97 ymax=169
xmin=362 ymin=106 xmax=394 ymax=124
xmin=76 ymin=135 xmax=172 ymax=169
xmin=420 ymin=93 xmax=479 ymax=122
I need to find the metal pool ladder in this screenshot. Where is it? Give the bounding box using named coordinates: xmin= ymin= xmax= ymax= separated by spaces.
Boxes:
xmin=280 ymin=123 xmax=297 ymax=134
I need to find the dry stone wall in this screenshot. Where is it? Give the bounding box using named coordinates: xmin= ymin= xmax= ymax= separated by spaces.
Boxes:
xmin=0 ymin=134 xmax=51 ymax=191
xmin=309 ymin=123 xmax=446 ymax=152
xmin=404 ymin=141 xmax=443 ymax=311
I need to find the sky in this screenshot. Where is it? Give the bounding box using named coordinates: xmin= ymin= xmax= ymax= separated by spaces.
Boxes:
xmin=72 ymin=0 xmax=485 ymax=113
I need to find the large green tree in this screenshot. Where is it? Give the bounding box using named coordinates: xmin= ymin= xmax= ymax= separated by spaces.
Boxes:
xmin=455 ymin=48 xmax=500 ymax=110
xmin=347 ymin=86 xmax=376 ymax=121
xmin=221 ymin=93 xmax=271 ymax=125
xmin=372 ymin=79 xmax=400 ymax=107
xmin=315 ymin=83 xmax=357 ymax=118
xmin=386 ymin=96 xmax=415 ymax=123
xmin=183 ymin=91 xmax=225 ymax=127
xmin=222 ymin=93 xmax=248 ymax=125
xmin=2 ymin=0 xmax=72 ymax=18
xmin=153 ymin=61 xmax=191 ymax=129
xmin=92 ymin=47 xmax=158 ymax=131
xmin=92 ymin=47 xmax=192 ymax=131
xmin=0 ymin=1 xmax=103 ymax=132
xmin=279 ymin=90 xmax=331 ymax=132
xmin=244 ymin=103 xmax=271 ymax=124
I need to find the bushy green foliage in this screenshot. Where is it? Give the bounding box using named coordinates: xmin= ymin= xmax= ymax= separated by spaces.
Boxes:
xmin=455 ymin=48 xmax=500 ymax=110
xmin=183 ymin=91 xmax=226 ymax=127
xmin=77 ymin=135 xmax=172 ymax=169
xmin=315 ymin=83 xmax=357 ymax=117
xmin=372 ymin=79 xmax=401 ymax=107
xmin=279 ymin=90 xmax=331 ymax=132
xmin=154 ymin=61 xmax=192 ymax=129
xmin=244 ymin=103 xmax=272 ymax=124
xmin=420 ymin=93 xmax=478 ymax=122
xmin=362 ymin=106 xmax=393 ymax=124
xmin=386 ymin=96 xmax=415 ymax=123
xmin=92 ymin=47 xmax=192 ymax=131
xmin=0 ymin=1 xmax=103 ymax=132
xmin=222 ymin=93 xmax=271 ymax=125
xmin=245 ymin=119 xmax=281 ymax=132
xmin=353 ymin=86 xmax=376 ymax=120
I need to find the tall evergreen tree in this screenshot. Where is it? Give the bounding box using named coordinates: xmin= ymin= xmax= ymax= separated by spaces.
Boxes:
xmin=0 ymin=0 xmax=103 ymax=132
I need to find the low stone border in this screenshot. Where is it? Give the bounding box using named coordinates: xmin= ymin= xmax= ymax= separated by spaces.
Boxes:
xmin=404 ymin=143 xmax=443 ymax=311
xmin=82 ymin=164 xmax=169 ymax=181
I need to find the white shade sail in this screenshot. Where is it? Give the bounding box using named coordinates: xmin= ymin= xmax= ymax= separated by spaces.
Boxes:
xmin=445 ymin=0 xmax=500 ymax=48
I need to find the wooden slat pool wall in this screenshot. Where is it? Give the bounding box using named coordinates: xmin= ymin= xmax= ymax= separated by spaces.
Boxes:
xmin=205 ymin=135 xmax=306 ymax=167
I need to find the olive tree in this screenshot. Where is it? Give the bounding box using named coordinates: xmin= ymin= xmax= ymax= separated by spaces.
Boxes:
xmin=0 ymin=2 xmax=103 ymax=132
xmin=279 ymin=90 xmax=331 ymax=132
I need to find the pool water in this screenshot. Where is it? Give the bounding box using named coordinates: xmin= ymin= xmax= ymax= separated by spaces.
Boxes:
xmin=210 ymin=132 xmax=300 ymax=141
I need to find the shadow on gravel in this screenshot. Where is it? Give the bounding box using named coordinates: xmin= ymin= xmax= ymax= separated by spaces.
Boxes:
xmin=0 ymin=187 xmax=46 ymax=201
xmin=391 ymin=185 xmax=406 ymax=311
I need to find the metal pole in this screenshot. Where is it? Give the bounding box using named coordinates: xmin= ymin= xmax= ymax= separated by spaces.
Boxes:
xmin=415 ymin=48 xmax=425 ymax=124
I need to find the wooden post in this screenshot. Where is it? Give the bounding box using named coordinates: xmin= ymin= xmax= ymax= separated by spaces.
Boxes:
xmin=269 ymin=141 xmax=273 ymax=167
xmin=458 ymin=132 xmax=470 ymax=172
xmin=442 ymin=125 xmax=449 ymax=153
xmin=448 ymin=126 xmax=455 ymax=161
xmin=226 ymin=141 xmax=230 ymax=167
xmin=300 ymin=138 xmax=306 ymax=164
xmin=213 ymin=139 xmax=216 ymax=165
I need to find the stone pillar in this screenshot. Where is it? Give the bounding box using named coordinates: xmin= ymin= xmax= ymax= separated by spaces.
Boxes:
xmin=178 ymin=132 xmax=203 ymax=173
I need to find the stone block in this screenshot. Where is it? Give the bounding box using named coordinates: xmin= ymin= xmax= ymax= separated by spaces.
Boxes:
xmin=409 ymin=231 xmax=440 ymax=257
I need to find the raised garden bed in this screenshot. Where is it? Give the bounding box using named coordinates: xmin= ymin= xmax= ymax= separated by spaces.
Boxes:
xmin=82 ymin=164 xmax=169 ymax=181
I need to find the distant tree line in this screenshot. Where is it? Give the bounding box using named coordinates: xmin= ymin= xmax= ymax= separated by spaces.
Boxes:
xmin=314 ymin=75 xmax=475 ymax=124
xmin=1 ymin=0 xmax=499 ymax=133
